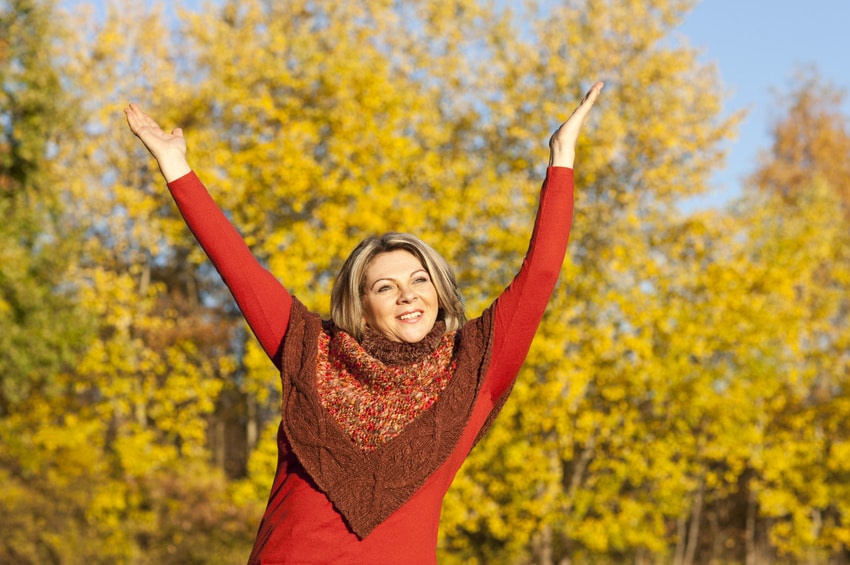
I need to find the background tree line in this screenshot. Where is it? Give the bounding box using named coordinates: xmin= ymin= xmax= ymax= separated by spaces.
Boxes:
xmin=1 ymin=0 xmax=848 ymax=563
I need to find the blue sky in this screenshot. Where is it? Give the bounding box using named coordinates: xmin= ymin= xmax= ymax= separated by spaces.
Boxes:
xmin=677 ymin=0 xmax=850 ymax=206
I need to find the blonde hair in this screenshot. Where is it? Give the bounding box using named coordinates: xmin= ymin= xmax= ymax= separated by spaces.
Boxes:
xmin=331 ymin=233 xmax=465 ymax=341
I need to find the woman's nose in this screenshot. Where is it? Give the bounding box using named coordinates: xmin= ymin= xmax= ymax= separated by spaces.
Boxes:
xmin=398 ymin=287 xmax=417 ymax=303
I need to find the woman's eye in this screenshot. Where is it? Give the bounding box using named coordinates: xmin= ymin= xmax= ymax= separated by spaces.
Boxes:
xmin=413 ymin=276 xmax=428 ymax=284
xmin=377 ymin=285 xmax=393 ymax=293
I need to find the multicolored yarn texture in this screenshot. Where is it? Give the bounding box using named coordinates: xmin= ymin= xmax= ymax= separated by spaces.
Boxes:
xmin=316 ymin=322 xmax=458 ymax=452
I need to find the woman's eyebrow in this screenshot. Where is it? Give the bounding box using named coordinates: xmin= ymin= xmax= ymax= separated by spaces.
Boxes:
xmin=369 ymin=270 xmax=428 ymax=289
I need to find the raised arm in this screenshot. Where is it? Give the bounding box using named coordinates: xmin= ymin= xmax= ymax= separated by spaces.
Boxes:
xmin=125 ymin=104 xmax=290 ymax=365
xmin=487 ymin=81 xmax=603 ymax=394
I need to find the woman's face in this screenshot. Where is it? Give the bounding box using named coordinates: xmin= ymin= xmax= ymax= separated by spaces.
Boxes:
xmin=361 ymin=249 xmax=439 ymax=343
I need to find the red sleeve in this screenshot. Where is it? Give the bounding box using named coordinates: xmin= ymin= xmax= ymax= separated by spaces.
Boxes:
xmin=486 ymin=166 xmax=574 ymax=397
xmin=167 ymin=171 xmax=291 ymax=366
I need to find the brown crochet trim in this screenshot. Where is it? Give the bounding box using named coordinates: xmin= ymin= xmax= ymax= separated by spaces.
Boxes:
xmin=280 ymin=298 xmax=495 ymax=539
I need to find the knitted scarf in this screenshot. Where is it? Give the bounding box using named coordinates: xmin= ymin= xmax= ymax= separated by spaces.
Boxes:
xmin=280 ymin=298 xmax=496 ymax=539
xmin=316 ymin=321 xmax=458 ymax=452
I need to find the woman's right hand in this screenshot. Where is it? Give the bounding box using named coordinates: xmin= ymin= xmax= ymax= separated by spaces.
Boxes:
xmin=124 ymin=103 xmax=191 ymax=182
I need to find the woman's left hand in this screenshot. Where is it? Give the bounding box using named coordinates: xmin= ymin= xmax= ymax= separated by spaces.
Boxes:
xmin=549 ymin=81 xmax=604 ymax=168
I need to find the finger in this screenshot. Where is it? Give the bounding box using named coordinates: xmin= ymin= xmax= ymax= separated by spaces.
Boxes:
xmin=557 ymin=81 xmax=603 ymax=131
xmin=125 ymin=106 xmax=164 ymax=138
xmin=125 ymin=103 xmax=144 ymax=122
xmin=573 ymin=82 xmax=604 ymax=118
xmin=126 ymin=103 xmax=153 ymax=126
xmin=582 ymin=81 xmax=604 ymax=104
xmin=124 ymin=106 xmax=142 ymax=131
xmin=125 ymin=104 xmax=146 ymax=125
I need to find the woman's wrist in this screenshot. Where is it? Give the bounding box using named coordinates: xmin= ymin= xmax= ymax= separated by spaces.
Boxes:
xmin=548 ymin=147 xmax=575 ymax=168
xmin=157 ymin=153 xmax=192 ymax=183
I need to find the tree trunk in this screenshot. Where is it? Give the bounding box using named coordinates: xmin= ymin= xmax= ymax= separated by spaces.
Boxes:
xmin=683 ymin=477 xmax=705 ymax=565
xmin=247 ymin=394 xmax=258 ymax=451
xmin=532 ymin=524 xmax=553 ymax=565
xmin=746 ymin=486 xmax=757 ymax=565
xmin=673 ymin=514 xmax=687 ymax=565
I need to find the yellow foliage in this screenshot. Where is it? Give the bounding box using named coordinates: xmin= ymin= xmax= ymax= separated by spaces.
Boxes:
xmin=3 ymin=0 xmax=848 ymax=562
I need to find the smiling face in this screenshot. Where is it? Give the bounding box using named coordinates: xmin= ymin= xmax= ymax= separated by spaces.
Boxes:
xmin=360 ymin=249 xmax=440 ymax=343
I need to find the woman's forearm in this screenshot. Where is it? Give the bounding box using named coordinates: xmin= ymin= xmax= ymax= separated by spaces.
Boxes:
xmin=168 ymin=172 xmax=291 ymax=365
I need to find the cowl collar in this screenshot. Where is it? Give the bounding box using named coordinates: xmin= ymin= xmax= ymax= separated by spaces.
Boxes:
xmin=359 ymin=320 xmax=447 ymax=365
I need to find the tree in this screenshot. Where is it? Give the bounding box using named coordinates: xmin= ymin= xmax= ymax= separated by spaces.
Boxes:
xmin=0 ymin=0 xmax=91 ymax=413
xmin=62 ymin=0 xmax=739 ymax=562
xmin=739 ymin=74 xmax=850 ymax=564
xmin=0 ymin=1 xmax=103 ymax=561
xmin=751 ymin=67 xmax=850 ymax=217
xmin=55 ymin=1 xmax=260 ymax=560
xmin=429 ymin=0 xmax=744 ymax=562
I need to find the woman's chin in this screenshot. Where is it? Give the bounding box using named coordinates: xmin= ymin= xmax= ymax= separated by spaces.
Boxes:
xmin=395 ymin=323 xmax=435 ymax=344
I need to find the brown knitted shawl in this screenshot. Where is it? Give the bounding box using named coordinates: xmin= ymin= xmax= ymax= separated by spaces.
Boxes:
xmin=280 ymin=297 xmax=497 ymax=539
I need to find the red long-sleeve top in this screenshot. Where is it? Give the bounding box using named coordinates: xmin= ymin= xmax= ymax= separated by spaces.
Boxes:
xmin=167 ymin=167 xmax=574 ymax=564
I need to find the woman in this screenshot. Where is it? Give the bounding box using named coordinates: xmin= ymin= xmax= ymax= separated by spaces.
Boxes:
xmin=125 ymin=81 xmax=602 ymax=564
